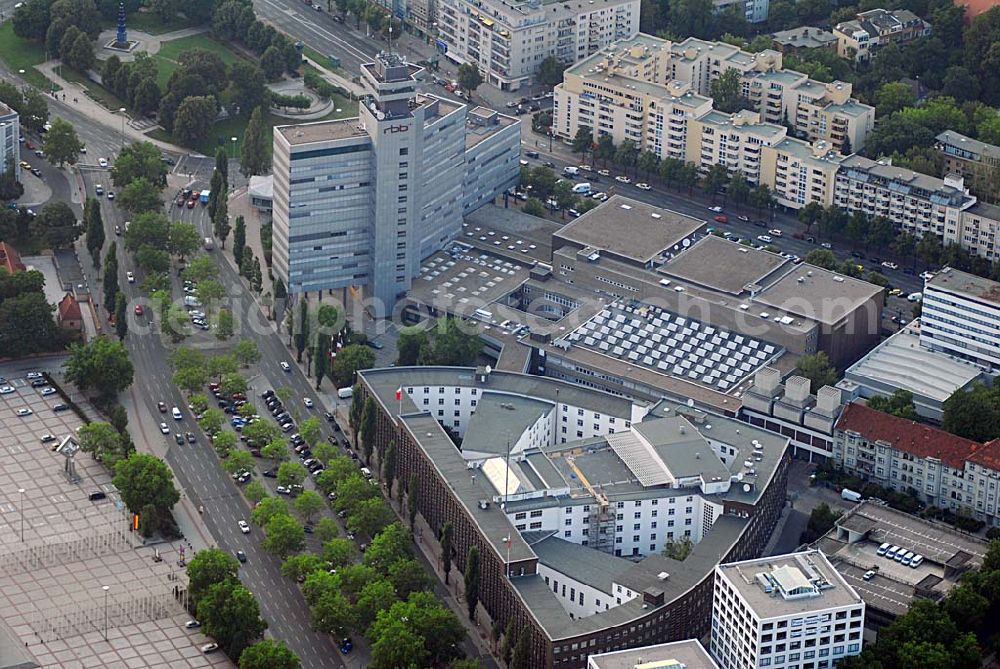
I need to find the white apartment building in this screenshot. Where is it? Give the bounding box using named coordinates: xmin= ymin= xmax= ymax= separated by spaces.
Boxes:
xmin=920 ymin=267 xmax=1000 ymax=372
xmin=833 ymin=155 xmax=975 ymax=239
xmin=711 ymin=551 xmax=865 ymax=669
xmin=271 ymin=53 xmax=519 ymax=310
xmin=760 ymin=138 xmax=842 ymax=209
xmin=0 ymin=101 xmax=20 ymax=181
xmin=946 ymin=201 xmax=1000 ymax=261
xmin=834 ymin=401 xmax=1000 ymax=527
xmin=552 ymin=35 xmax=873 ymax=165
xmin=436 ymin=0 xmax=640 ymax=91
xmin=690 ymin=109 xmax=787 ymax=185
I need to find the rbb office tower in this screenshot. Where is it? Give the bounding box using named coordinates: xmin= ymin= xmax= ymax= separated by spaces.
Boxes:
xmin=272 ymin=53 xmax=520 ymax=312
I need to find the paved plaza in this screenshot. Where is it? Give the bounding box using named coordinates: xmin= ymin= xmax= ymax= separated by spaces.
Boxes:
xmin=0 ymin=362 xmax=233 ymax=669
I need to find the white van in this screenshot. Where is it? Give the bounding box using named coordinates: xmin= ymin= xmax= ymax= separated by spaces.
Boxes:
xmin=337 ymin=387 xmax=353 ymax=399
xmin=360 ymin=467 xmax=372 ymax=479
xmin=901 ymin=551 xmax=915 ymax=566
xmin=562 ymin=166 xmax=579 ymax=176
xmin=877 ymin=542 xmax=891 ymax=556
xmin=572 ymin=182 xmax=592 ymax=195
xmin=885 ymin=546 xmax=901 ymax=560
xmin=909 ymin=554 xmax=924 ymax=568
xmin=183 ymin=295 xmax=202 ymax=308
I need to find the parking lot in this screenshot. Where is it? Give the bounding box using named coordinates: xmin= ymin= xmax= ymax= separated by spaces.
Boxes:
xmin=0 ymin=362 xmax=233 ymax=668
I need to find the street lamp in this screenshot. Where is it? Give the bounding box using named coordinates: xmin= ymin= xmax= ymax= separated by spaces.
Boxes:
xmin=118 ymin=108 xmax=127 ymax=152
xmin=18 ymin=488 xmax=24 ymax=542
xmin=102 ymin=585 xmax=110 ymax=641
xmin=230 ymin=135 xmax=238 ymax=160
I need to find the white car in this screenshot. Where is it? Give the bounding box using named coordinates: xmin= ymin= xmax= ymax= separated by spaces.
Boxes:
xmin=126 ymin=271 xmax=135 ymax=283
xmin=881 ymin=261 xmax=899 ymax=270
xmin=40 ymin=387 xmax=56 ymax=396
xmin=768 ymin=229 xmax=783 ymax=237
xmin=0 ymin=385 xmax=15 ymax=394
xmin=578 ymin=164 xmax=593 ymax=172
xmin=98 ymin=158 xmax=109 ymax=168
xmin=303 ymin=397 xmax=314 ymax=408
xmin=26 ymin=372 xmax=43 ymax=380
xmin=280 ymin=362 xmax=291 ymax=372
xmin=16 ymin=408 xmax=32 ymax=417
xmin=171 ymin=407 xmax=182 ymax=420
xmin=597 ymin=169 xmax=610 ymax=177
xmin=614 ymin=175 xmax=631 ymax=184
xmin=636 ymin=182 xmax=651 ymax=191
xmin=238 ymin=520 xmax=250 ymax=534
xmin=919 ymin=271 xmax=935 ymax=281
xmin=708 ymin=206 xmax=723 ymax=213
xmin=200 ymin=643 xmax=219 ymax=654
xmin=184 ymin=620 xmax=200 ymax=629
xmin=276 ymin=485 xmax=291 ymax=495
xmin=757 ymin=235 xmax=773 ymax=243
xmin=907 ymin=292 xmax=923 ymax=303
xmin=159 ymin=422 xmax=170 ymax=434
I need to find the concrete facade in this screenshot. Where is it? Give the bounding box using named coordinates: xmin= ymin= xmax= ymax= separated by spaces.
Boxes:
xmin=271 ymin=53 xmax=519 ymax=309
xmin=436 ymin=0 xmax=640 ymax=91
xmin=920 ymin=267 xmax=1000 ymax=372
xmin=0 ymin=101 xmax=20 ymax=181
xmin=936 ymin=130 xmax=1000 ymax=205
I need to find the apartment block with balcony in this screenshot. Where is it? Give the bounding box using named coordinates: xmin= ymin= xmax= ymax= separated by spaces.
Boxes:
xmin=689 ymin=109 xmax=787 ymax=184
xmin=436 ymin=0 xmax=640 ymax=91
xmin=946 ymin=202 xmax=1000 ymax=261
xmin=936 ymin=130 xmax=1000 ymax=205
xmin=833 ymin=155 xmax=975 ymax=240
xmin=760 ymin=137 xmax=842 ymax=209
xmin=834 ymin=8 xmax=931 ymax=61
xmin=920 ymin=267 xmax=1000 ymax=372
xmin=0 ymin=101 xmax=20 ymax=181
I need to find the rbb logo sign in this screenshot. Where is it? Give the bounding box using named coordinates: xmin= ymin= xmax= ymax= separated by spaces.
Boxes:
xmin=383 ymin=124 xmax=410 ymax=134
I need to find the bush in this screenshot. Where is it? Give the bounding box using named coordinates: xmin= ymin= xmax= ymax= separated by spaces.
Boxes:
xmin=303 ymin=69 xmax=351 ymax=100
xmin=271 ymin=93 xmax=310 ymax=109
xmin=986 ymin=527 xmax=1000 ymax=540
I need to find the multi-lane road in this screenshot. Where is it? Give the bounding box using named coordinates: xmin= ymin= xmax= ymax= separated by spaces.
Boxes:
xmin=77 ymin=170 xmax=353 ymax=669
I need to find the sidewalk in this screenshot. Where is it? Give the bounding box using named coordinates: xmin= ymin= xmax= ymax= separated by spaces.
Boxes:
xmin=34 ymin=61 xmax=183 ymax=154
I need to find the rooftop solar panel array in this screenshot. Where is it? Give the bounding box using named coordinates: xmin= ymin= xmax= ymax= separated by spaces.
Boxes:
xmin=562 ymin=303 xmax=779 ymax=392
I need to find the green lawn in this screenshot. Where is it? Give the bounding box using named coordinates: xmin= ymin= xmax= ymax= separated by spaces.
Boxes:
xmin=0 ymin=22 xmax=59 ymax=91
xmin=153 ymin=33 xmax=245 ymax=89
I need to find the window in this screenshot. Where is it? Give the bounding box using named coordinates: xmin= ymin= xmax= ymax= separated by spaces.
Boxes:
xmin=400 ymin=148 xmax=408 ymax=155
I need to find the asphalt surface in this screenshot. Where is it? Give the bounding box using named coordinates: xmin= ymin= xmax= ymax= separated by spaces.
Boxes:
xmin=78 ymin=170 xmax=352 ymax=669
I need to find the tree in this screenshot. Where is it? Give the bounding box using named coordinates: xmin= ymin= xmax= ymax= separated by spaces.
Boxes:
xmin=115 ymin=293 xmax=128 ymax=341
xmin=168 ymin=221 xmax=200 ymax=260
xmin=868 ymin=389 xmax=918 ymax=419
xmin=804 ymin=249 xmax=837 ymax=270
xmin=241 ymin=106 xmax=270 ymax=176
xmin=798 ymin=201 xmax=824 ymax=234
xmin=197 ymin=579 xmax=267 ymax=660
xmin=382 ymin=440 xmax=396 ymax=498
xmin=251 ymin=496 xmax=288 ymax=526
xmin=295 ymin=299 xmax=309 ymax=362
xmin=352 ymin=578 xmax=398 ymax=633
xmin=424 ymin=317 xmax=481 ymax=366
xmin=942 ymin=382 xmax=1000 ymax=442
xmin=314 ymin=517 xmax=339 ymax=543
xmin=456 ymin=63 xmax=483 ymax=97
xmin=801 ymin=502 xmax=841 ymax=543
xmin=332 ymin=344 xmax=375 ymax=388
xmin=278 ymin=461 xmax=308 ymax=487
xmin=536 ymin=56 xmax=568 ymax=86
xmin=263 ymin=513 xmax=306 ymax=558
xmin=702 ymin=164 xmax=729 ymax=202
xmin=370 ymin=617 xmax=428 ymax=669
xmin=501 ymin=621 xmax=517 ymax=666
xmin=186 ymin=547 xmax=240 ymax=606
xmin=310 ymin=586 xmax=353 ymax=637
xmin=111 ymin=141 xmax=167 ymax=189
xmin=464 ymin=545 xmax=480 ymax=621
xmin=511 ymin=627 xmax=531 ymax=669
xmin=211 ymin=430 xmax=238 ymax=458
xmin=103 ymin=241 xmax=118 ymax=313
xmin=84 ymin=198 xmax=105 ymax=266
xmin=32 ymin=201 xmax=81 ymax=249
xmin=874 ymin=81 xmax=916 ymax=117
xmin=522 ymin=197 xmax=546 ymax=217
xmin=0 ymin=164 xmax=24 ymax=202
xmin=117 ymin=177 xmax=163 ymax=214
xmin=349 ymin=388 xmax=364 ymax=448
xmin=440 ymin=521 xmax=454 ymax=584
xmin=220 ymin=372 xmax=248 ymax=397
xmin=261 ymin=439 xmax=290 ymax=463
xmin=360 ymin=396 xmax=377 ymax=463
xmin=662 ymin=537 xmax=693 ymax=560
xmin=233 ymin=338 xmax=261 ymax=367
xmin=300 ymin=416 xmax=322 ymax=447
xmin=794 ymin=352 xmax=837 ymax=394
xmin=613 ymin=139 xmax=638 ymax=174
xmin=710 ymin=68 xmax=743 ymax=113
xmin=216 ymin=309 xmax=235 ymax=340
xmin=42 ymin=118 xmax=83 ymax=167
xmin=64 ymin=336 xmax=134 ymax=403
xmin=78 ymin=420 xmax=127 ymax=462
xmin=213 ymin=197 xmax=231 ymax=249
xmin=244 ymin=480 xmax=268 ymax=505
xmin=13 ymin=0 xmax=51 ymax=40
xmin=347 ymin=497 xmax=394 ymax=537
xmin=408 ymin=473 xmax=419 ymax=529
xmin=233 ymin=215 xmax=247 ymax=268
xmin=397 ymin=328 xmax=428 ymax=366
xmin=239 ymin=639 xmax=301 ymax=669
xmin=323 ymin=537 xmax=357 ymax=568
xmin=227 ymin=62 xmax=268 ymax=116
xmin=112 ymin=452 xmax=180 ymax=520
xmin=293 ymin=489 xmax=324 ymax=523
xmin=174 ymin=95 xmax=218 ymax=147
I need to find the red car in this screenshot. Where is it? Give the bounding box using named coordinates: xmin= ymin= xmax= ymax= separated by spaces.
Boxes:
xmin=187 ymin=198 xmax=197 ymax=209
xmin=25 ymin=141 xmax=34 ymax=150
xmin=134 ymin=304 xmax=144 ymax=316
xmin=714 ymin=214 xmax=729 ymax=224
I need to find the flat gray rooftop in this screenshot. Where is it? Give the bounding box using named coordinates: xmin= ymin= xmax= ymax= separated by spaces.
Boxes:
xmin=927 ymin=266 xmax=1000 ymax=305
xmin=718 ymin=550 xmax=863 ymax=619
xmin=754 ymin=264 xmax=882 ymax=326
xmin=462 ymin=391 xmax=553 ymax=457
xmin=588 ymin=640 xmax=720 ymax=669
xmin=554 ymin=197 xmax=704 ymax=265
xmin=661 ymin=235 xmax=789 ymax=294
xmin=407 ymin=249 xmax=530 ymax=311
xmin=277 ymin=118 xmax=368 ymax=145
xmin=845 ymin=321 xmax=982 ymax=402
xmin=533 ymin=536 xmax=634 ymax=593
